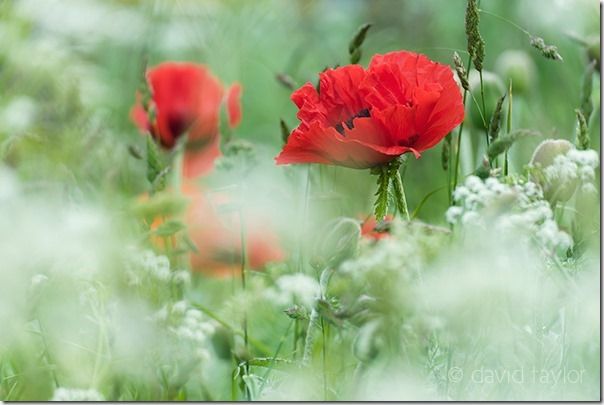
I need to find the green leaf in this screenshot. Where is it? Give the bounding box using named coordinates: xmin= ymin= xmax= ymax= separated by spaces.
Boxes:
xmin=579 ymin=61 xmax=595 ymax=121
xmin=279 ymin=119 xmax=290 ymax=144
xmin=373 ymin=166 xmax=391 ymax=220
xmin=131 ymin=192 xmax=189 ymax=219
xmin=348 ymin=23 xmax=372 ymax=54
xmin=128 ymin=144 xmax=144 ymax=160
xmin=487 ymin=128 xmax=540 ymax=161
xmin=182 ymin=233 xmax=200 ymax=253
xmin=146 ymin=136 xmax=166 ymax=191
xmin=488 ymin=93 xmax=506 ymax=144
xmin=411 ymin=186 xmax=446 ymax=219
xmin=153 ymin=220 xmax=186 ymax=237
xmin=243 ymin=357 xmax=293 ymax=368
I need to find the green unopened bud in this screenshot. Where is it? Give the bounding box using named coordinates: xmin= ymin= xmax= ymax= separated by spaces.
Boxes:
xmin=474 ymin=157 xmax=491 ymax=179
xmin=311 ymin=217 xmax=361 ymax=269
xmin=211 ymin=325 xmax=234 ymax=360
xmin=495 ymin=50 xmax=536 ymax=95
xmin=529 ymin=139 xmax=576 ymax=202
xmin=284 ymin=305 xmax=309 ymax=321
xmin=468 ymin=71 xmax=505 ymax=129
xmin=353 ymin=320 xmax=383 ymax=363
xmin=585 ymin=35 xmax=600 ymax=71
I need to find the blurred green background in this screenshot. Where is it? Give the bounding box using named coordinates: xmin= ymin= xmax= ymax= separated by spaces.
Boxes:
xmin=0 ymin=0 xmax=599 ymax=223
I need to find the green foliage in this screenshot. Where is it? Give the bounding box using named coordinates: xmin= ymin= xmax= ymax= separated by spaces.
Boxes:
xmin=348 ymin=23 xmax=372 ymax=64
xmin=373 ymin=165 xmax=391 ymax=220
xmin=487 ymin=128 xmax=540 ymax=161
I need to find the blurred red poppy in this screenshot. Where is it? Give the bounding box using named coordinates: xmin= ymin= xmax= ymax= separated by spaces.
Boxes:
xmin=183 ymin=183 xmax=285 ymax=277
xmin=131 ymin=62 xmax=242 ymax=178
xmin=360 ymin=215 xmax=393 ymax=240
xmin=275 ymin=51 xmax=464 ymax=169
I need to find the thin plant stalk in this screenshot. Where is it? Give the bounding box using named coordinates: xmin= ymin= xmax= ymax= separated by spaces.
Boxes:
xmin=452 ymin=53 xmax=473 ymax=198
xmin=392 ymin=160 xmax=411 ymax=221
xmin=504 ymin=79 xmax=513 ymax=175
xmin=479 ymin=70 xmax=489 ymax=147
xmin=294 ymin=165 xmax=312 ymax=359
xmin=321 ymin=317 xmax=328 ymax=400
xmin=302 ymin=306 xmax=319 ymax=367
xmin=238 ymin=184 xmax=250 ymax=401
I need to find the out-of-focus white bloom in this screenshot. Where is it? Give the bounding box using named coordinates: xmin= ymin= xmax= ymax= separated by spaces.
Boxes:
xmin=153 ymin=301 xmax=216 ymax=361
xmin=0 ymin=96 xmax=37 ymax=134
xmin=127 ymin=249 xmax=189 ymax=285
xmin=265 ymin=273 xmax=320 ymax=308
xmin=30 ymin=274 xmax=48 ymax=289
xmin=51 ymin=387 xmax=104 ymax=401
xmin=172 ymin=270 xmax=191 ymax=285
xmin=447 ymin=176 xmax=572 ymax=254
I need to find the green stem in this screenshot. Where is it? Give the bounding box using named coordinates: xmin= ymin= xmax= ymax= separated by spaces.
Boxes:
xmin=302 ymin=307 xmax=319 ymax=367
xmin=238 ymin=187 xmax=250 ymax=401
xmin=391 ymin=161 xmax=410 ymax=221
xmin=258 ymin=321 xmax=293 ymax=396
xmin=321 ymin=318 xmax=328 ymax=400
xmin=452 ymin=54 xmax=472 ymax=198
xmin=191 ymin=302 xmax=271 ymax=356
xmin=504 ymin=79 xmax=513 ymax=176
xmin=479 ymin=70 xmax=489 ymax=147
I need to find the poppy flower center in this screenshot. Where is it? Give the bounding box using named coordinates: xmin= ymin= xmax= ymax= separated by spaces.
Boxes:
xmin=168 ymin=115 xmax=194 ymax=140
xmin=334 ymin=108 xmax=370 ymax=135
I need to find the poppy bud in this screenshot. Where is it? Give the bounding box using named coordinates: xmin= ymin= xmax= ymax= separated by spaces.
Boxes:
xmin=585 ymin=35 xmax=600 ymax=71
xmin=353 ymin=319 xmax=383 ymax=362
xmin=211 ymin=325 xmax=234 ymax=360
xmin=495 ymin=50 xmax=536 ymax=96
xmin=311 ymin=217 xmax=361 ymax=269
xmin=529 ymin=139 xmax=576 ymax=203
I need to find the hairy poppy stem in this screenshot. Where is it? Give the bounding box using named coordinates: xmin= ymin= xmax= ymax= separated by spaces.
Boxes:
xmin=391 ymin=159 xmax=410 ymax=221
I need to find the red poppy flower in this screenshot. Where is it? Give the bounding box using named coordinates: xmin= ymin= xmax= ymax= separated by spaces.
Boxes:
xmin=275 ymin=51 xmax=464 ymax=169
xmin=130 ymin=62 xmax=242 ymax=178
xmin=360 ymin=215 xmax=393 ymax=240
xmin=183 ymin=184 xmax=285 ymax=277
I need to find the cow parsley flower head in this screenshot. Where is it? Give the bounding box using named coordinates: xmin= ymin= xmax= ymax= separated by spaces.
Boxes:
xmin=266 ymin=273 xmax=320 ymax=309
xmin=447 ymin=176 xmax=571 ymax=255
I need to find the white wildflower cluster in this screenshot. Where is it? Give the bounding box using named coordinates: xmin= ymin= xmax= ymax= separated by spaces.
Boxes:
xmin=153 ymin=300 xmax=216 ymax=361
xmin=340 ymin=223 xmax=433 ymax=278
xmin=126 ymin=249 xmax=190 ymax=286
xmin=543 ymin=148 xmax=599 ymax=195
xmin=265 ymin=273 xmax=320 ymax=309
xmin=51 ymin=387 xmax=104 ymax=401
xmin=447 ymin=176 xmax=572 ymax=254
